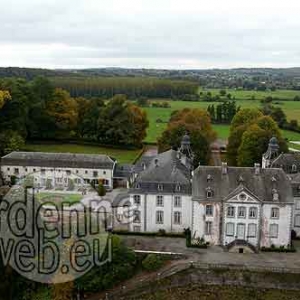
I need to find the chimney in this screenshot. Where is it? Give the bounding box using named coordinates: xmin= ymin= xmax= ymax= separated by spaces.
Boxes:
xmin=222 ymin=162 xmax=228 ymax=175
xmin=254 ymin=163 xmax=260 ymax=175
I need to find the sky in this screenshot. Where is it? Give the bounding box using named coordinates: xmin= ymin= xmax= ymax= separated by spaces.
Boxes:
xmin=1 ymin=0 xmax=300 ymax=69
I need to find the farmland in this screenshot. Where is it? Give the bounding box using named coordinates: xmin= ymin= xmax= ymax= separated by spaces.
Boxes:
xmin=143 ymin=95 xmax=300 ymax=143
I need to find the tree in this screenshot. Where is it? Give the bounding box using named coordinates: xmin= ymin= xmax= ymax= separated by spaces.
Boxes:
xmin=0 ymin=90 xmax=11 ymax=110
xmin=237 ymin=125 xmax=270 ymax=167
xmin=220 ymin=89 xmax=227 ymax=96
xmin=158 ymin=108 xmax=215 ymax=167
xmin=227 ymin=109 xmax=288 ymax=166
xmin=168 ymin=108 xmax=216 ymax=143
xmin=46 ymin=88 xmax=78 ymax=138
xmin=97 ymin=95 xmax=148 ymax=147
xmin=0 ymin=130 xmax=25 ymax=156
xmin=97 ymin=182 xmax=106 ymax=197
xmin=230 ymin=108 xmax=263 ymax=130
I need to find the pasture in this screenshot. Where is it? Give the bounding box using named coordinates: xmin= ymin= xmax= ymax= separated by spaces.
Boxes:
xmin=143 ymin=98 xmax=300 ymax=143
xmin=198 ymin=88 xmax=300 ymax=101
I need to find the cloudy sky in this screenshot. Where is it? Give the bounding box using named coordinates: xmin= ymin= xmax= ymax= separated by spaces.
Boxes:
xmin=1 ymin=0 xmax=300 ymax=69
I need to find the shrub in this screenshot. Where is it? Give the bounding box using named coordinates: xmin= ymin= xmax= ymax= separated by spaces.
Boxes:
xmin=142 ymin=254 xmax=164 ymax=272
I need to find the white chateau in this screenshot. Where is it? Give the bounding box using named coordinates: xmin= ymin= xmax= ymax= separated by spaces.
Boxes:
xmin=129 ymin=134 xmax=299 ymax=251
xmin=1 ymin=135 xmax=300 ymax=252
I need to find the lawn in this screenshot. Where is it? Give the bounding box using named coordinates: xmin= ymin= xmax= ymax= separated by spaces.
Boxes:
xmin=36 ymin=192 xmax=83 ymax=204
xmin=23 ymin=142 xmax=141 ymax=164
xmin=289 ymin=142 xmax=300 ymax=151
xmin=143 ymin=98 xmax=300 ymax=143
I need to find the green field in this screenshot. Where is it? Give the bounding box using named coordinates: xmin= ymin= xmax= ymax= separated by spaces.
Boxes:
xmin=36 ymin=192 xmax=83 ymax=204
xmin=143 ymin=97 xmax=300 ymax=143
xmin=23 ymin=143 xmax=141 ymax=164
xmin=198 ymin=88 xmax=300 ymax=101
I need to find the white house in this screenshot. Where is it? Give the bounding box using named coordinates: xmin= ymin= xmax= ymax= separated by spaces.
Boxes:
xmin=0 ymin=151 xmax=116 ymax=189
xmin=192 ymin=163 xmax=294 ymax=250
xmin=262 ymin=137 xmax=300 ymax=237
xmin=129 ymin=136 xmax=193 ymax=233
xmin=127 ymin=134 xmax=294 ymax=252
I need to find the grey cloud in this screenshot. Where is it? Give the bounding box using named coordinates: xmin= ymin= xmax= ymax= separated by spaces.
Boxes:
xmin=0 ymin=0 xmax=300 ymax=68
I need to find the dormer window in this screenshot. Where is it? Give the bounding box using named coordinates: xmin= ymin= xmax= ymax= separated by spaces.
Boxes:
xmin=207 ymin=174 xmax=213 ymax=183
xmin=271 ymin=176 xmax=277 ymax=183
xmin=136 ymin=183 xmax=141 ymax=189
xmin=175 ymin=184 xmax=181 ymax=192
xmin=292 ymin=164 xmax=297 ymax=173
xmin=158 ymin=184 xmax=163 ymax=191
xmin=272 ymin=189 xmax=279 ymax=201
xmin=206 ymin=187 xmax=213 ymax=198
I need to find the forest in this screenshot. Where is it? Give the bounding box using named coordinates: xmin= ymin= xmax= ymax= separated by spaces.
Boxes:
xmin=0 ymin=77 xmax=149 ymax=156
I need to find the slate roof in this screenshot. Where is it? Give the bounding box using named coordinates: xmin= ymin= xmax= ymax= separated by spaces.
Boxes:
xmin=290 ymin=173 xmax=300 ymax=197
xmin=193 ymin=166 xmax=293 ymax=203
xmin=112 ymin=192 xmax=130 ymax=207
xmin=271 ymin=153 xmax=300 ymax=174
xmin=131 ymin=149 xmax=192 ymax=194
xmin=1 ymin=152 xmax=115 ymax=169
xmin=113 ymin=164 xmax=133 ymax=178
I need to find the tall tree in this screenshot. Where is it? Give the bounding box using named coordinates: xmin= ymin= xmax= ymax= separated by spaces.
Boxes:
xmin=158 ymin=108 xmax=216 ymax=166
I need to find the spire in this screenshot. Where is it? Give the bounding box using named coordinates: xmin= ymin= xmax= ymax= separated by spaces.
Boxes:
xmin=179 ymin=132 xmax=193 ymax=159
xmin=262 ymin=136 xmax=280 ymax=169
xmin=178 ymin=132 xmax=194 ymax=170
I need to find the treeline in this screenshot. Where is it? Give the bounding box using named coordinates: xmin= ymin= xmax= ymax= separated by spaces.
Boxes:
xmin=50 ymin=76 xmax=198 ymax=99
xmin=207 ymin=101 xmax=240 ymax=124
xmin=0 ymin=77 xmax=148 ymax=155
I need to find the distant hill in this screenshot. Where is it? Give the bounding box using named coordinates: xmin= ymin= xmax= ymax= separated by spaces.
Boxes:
xmin=0 ymin=66 xmax=299 ymax=89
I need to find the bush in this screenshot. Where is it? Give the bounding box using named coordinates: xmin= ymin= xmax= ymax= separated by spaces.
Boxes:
xmin=261 ymin=245 xmax=296 ymax=253
xmin=142 ymin=254 xmax=164 ymax=271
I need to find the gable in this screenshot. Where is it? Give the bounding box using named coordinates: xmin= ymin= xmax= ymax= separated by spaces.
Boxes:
xmin=225 ymin=186 xmax=261 ymax=204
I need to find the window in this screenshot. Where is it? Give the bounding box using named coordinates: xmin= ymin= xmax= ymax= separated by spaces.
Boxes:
xmin=158 ymin=184 xmax=163 ymax=191
xmin=7 ymin=167 xmax=10 ymax=171
xmin=175 ymin=184 xmax=181 ymax=192
xmin=248 ymin=224 xmax=257 ymax=238
xmin=205 ymin=221 xmax=212 ymax=235
xmin=206 ymin=188 xmax=213 ymax=198
xmin=14 ymin=168 xmax=19 ymax=175
xmin=249 ymin=207 xmax=257 ymax=219
xmin=156 ymin=196 xmax=164 ymax=207
xmin=133 ymin=226 xmax=141 ymax=232
xmin=85 ymin=170 xmax=88 ymax=174
xmin=238 ymin=207 xmax=246 ymax=218
xmin=103 ymin=171 xmax=106 ymax=175
xmin=239 ymin=193 xmax=247 ymax=201
xmin=133 ymin=195 xmax=141 ymax=205
xmin=174 ymin=196 xmax=181 ymax=208
xmin=292 ymin=164 xmax=297 ymax=173
xmin=271 ymin=207 xmax=279 ymax=219
xmin=41 ymin=169 xmax=46 ymax=175
xmin=66 ymin=170 xmax=71 ymax=176
xmin=206 ymin=205 xmax=213 ymax=216
xmin=76 ymin=170 xmax=79 ymax=174
xmin=25 ymin=168 xmax=28 ymax=172
xmin=295 ymin=215 xmax=300 ymax=227
xmin=174 ymin=212 xmax=182 ymax=225
xmin=133 ymin=210 xmax=141 ymax=223
xmin=156 ymin=211 xmax=164 ymax=224
xmin=93 ymin=171 xmax=98 ymax=177
xmin=272 ymin=189 xmax=279 ymax=201
xmin=269 ymin=224 xmax=278 ymax=238
xmin=33 ymin=168 xmax=36 ymax=172
xmin=226 ymin=223 xmax=235 ymax=236
xmin=227 ymin=206 xmax=235 ymax=218
xmin=296 ymin=200 xmax=300 ymax=210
